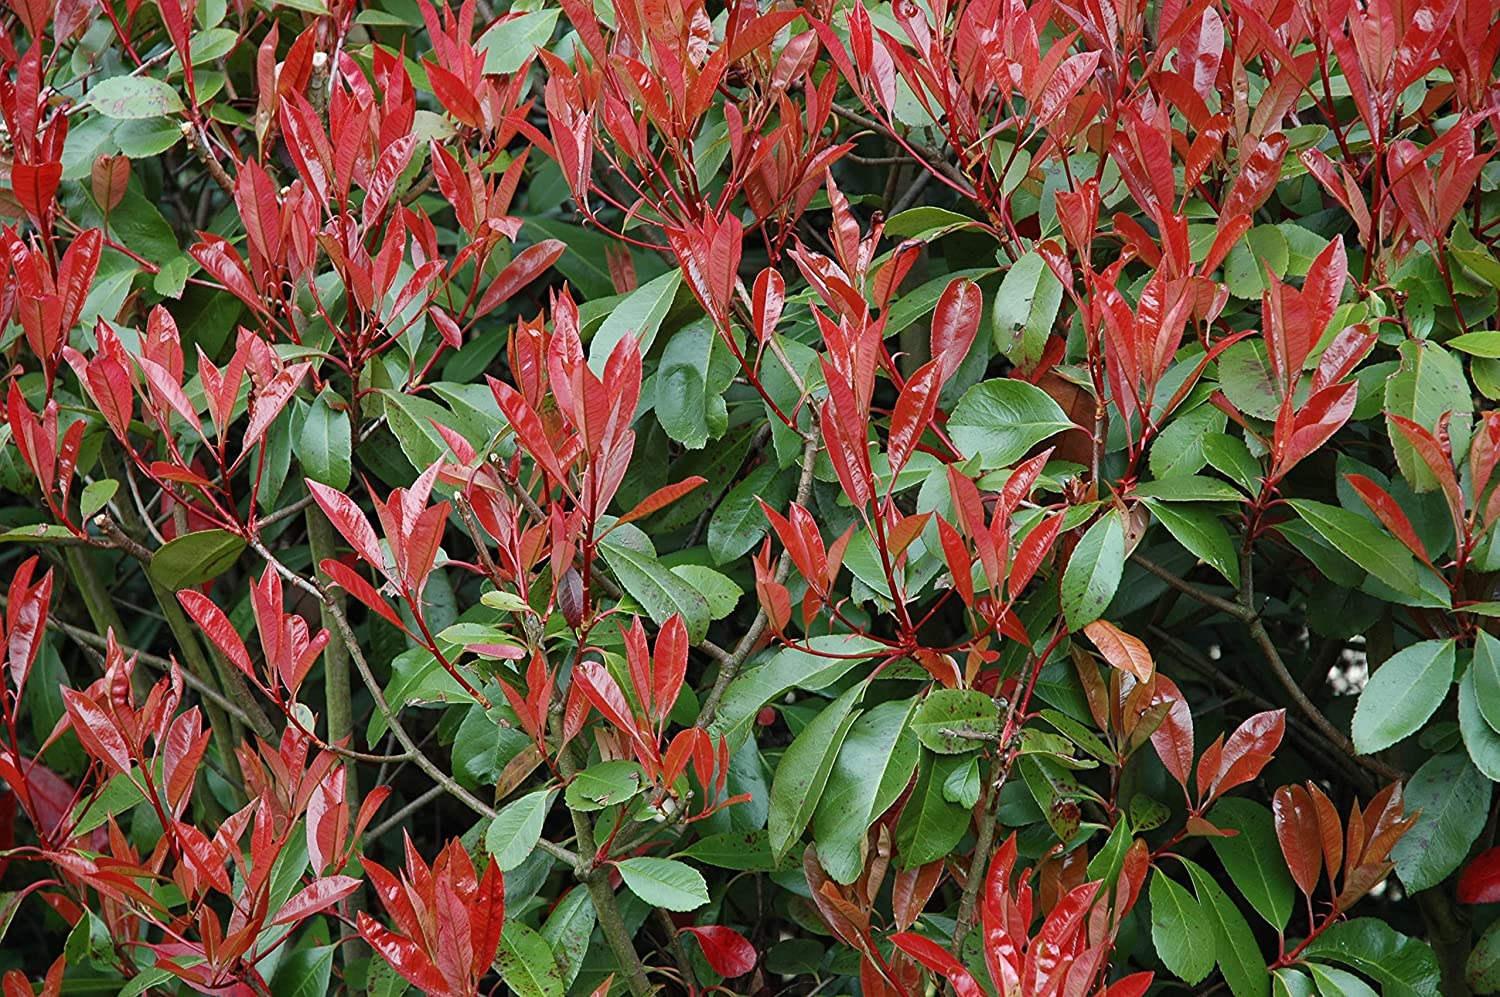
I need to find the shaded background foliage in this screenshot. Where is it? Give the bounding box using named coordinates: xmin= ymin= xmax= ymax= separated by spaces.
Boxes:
xmin=0 ymin=0 xmax=1499 ymax=994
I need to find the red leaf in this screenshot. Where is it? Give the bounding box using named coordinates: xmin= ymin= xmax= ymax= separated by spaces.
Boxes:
xmin=1460 ymin=847 xmax=1500 ymax=903
xmin=1213 ymin=709 xmax=1285 ymax=797
xmin=474 ymin=240 xmax=566 ymax=319
xmin=1083 ymin=620 xmax=1154 ymax=681
xmin=272 ymin=875 xmax=361 ymax=926
xmin=307 ymin=482 xmax=386 ymax=571
xmin=1344 ymin=473 xmax=1430 ymax=563
xmin=931 ymin=278 xmax=981 ymax=383
xmin=355 ymin=912 xmax=451 ymax=995
xmin=682 ymin=925 xmax=757 ymax=978
xmin=319 ymin=559 xmax=407 ymax=632
xmin=888 ymin=360 xmax=942 ymax=473
xmin=615 ymin=477 xmax=707 ymax=526
xmin=889 ymin=932 xmax=984 ymax=997
xmin=177 ymin=591 xmax=254 ymax=680
xmin=1273 ymin=784 xmax=1322 ymax=897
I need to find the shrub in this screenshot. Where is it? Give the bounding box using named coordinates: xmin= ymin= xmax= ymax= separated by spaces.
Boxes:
xmin=0 ymin=0 xmax=1498 ymax=994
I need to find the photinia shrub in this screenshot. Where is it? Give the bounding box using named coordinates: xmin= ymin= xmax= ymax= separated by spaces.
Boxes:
xmin=0 ymin=0 xmax=1498 ymax=993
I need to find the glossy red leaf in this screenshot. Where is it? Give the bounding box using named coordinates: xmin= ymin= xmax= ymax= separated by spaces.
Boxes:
xmin=682 ymin=925 xmax=757 ymax=978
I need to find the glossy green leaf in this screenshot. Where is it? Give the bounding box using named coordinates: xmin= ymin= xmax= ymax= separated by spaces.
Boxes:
xmin=615 ymin=857 xmax=710 ymax=911
xmin=1351 ymin=639 xmax=1455 ymax=754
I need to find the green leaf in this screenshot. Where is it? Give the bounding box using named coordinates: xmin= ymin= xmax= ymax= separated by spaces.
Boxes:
xmin=707 ymin=633 xmax=884 ymax=745
xmin=599 ymin=531 xmax=712 ymax=642
xmin=992 ymin=249 xmax=1063 ymax=370
xmin=1308 ymin=964 xmax=1379 ymax=997
xmin=1385 ymin=339 xmax=1471 ymax=494
xmin=1208 ymin=798 xmax=1295 ymax=930
xmin=589 ymin=268 xmax=682 ymax=367
xmin=943 ymin=755 xmax=981 ymax=807
xmin=768 ymin=683 xmax=863 ymax=860
xmin=1466 ymin=918 xmax=1500 ymax=994
xmin=478 ymin=8 xmax=560 ymax=74
xmin=813 ymin=698 xmax=919 ymax=883
xmin=565 ymin=760 xmax=645 ymax=812
xmin=87 ymin=76 xmax=185 ymax=118
xmin=1446 ymin=330 xmax=1500 ymax=357
xmin=496 ymin=921 xmax=567 ymax=997
xmin=680 ymin=830 xmax=777 ymax=871
xmin=615 ymin=856 xmax=710 ymax=911
xmin=1218 ymin=340 xmax=1284 ymax=420
xmin=1283 ymin=499 xmax=1424 ymax=599
xmin=118 ymin=968 xmax=178 ymax=997
xmin=71 ymin=770 xmax=147 ymax=835
xmin=484 ymin=789 xmax=556 ymax=871
xmin=882 ymin=206 xmax=981 ymax=240
xmin=1300 ymin=919 xmax=1440 ymax=996
xmin=539 ymin=887 xmax=595 ymax=991
xmin=78 ymin=480 xmax=118 ymax=522
xmin=1202 ymin=433 xmax=1264 ymax=494
xmin=365 ymin=956 xmax=410 ymax=997
xmin=1473 ymin=630 xmax=1500 ymax=733
xmin=948 ymin=379 xmax=1076 ymax=470
xmin=655 ymin=322 xmax=730 ymax=448
xmin=1144 ymin=498 xmax=1240 ymax=585
xmin=708 ymin=461 xmax=794 ymax=564
xmin=1151 ymin=870 xmax=1216 ymax=984
xmin=910 ymin=689 xmax=1000 ymax=754
xmin=271 ymin=944 xmax=336 ymax=997
xmin=670 ymin=564 xmax=741 ymax=619
xmin=149 ymin=528 xmax=245 ymax=590
xmin=1390 ymin=752 xmax=1490 ymax=893
xmin=1133 ymin=476 xmax=1246 ymax=502
xmin=64 ymin=910 xmax=113 ymax=970
xmin=1225 ymin=225 xmax=1291 ymax=298
xmin=1061 ymin=511 xmax=1125 ymax=629
xmin=1459 ymin=667 xmax=1500 ymax=780
xmin=1182 ymin=857 xmax=1272 ymax=997
xmin=298 ymin=390 xmax=352 ymax=490
xmin=1351 ymin=639 xmax=1456 ymax=754
xmin=894 ymin=752 xmax=973 ymax=866
xmin=1274 ymin=968 xmax=1318 ymax=997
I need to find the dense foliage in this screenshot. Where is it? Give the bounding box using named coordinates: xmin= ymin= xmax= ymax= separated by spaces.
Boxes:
xmin=2 ymin=0 xmax=1500 ymax=993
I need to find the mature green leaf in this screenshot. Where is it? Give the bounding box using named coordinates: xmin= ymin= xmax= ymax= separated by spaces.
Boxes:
xmin=813 ymin=698 xmax=919 ymax=883
xmin=496 ymin=921 xmax=567 ymax=997
xmin=1390 ymin=753 xmax=1490 ymax=893
xmin=270 ymin=944 xmax=336 ymax=997
xmin=1209 ymin=798 xmax=1295 ymax=930
xmin=769 ymin=683 xmax=863 ymax=860
xmin=1467 ymin=918 xmax=1500 ymax=994
xmin=708 ymin=634 xmax=884 ymax=744
xmin=895 ymin=752 xmax=973 ymax=867
xmin=615 ymin=857 xmax=710 ymax=911
xmin=565 ymin=761 xmax=645 ymax=812
xmin=708 ymin=461 xmax=794 ymax=564
xmin=1473 ymin=630 xmax=1500 ymax=733
xmin=1284 ymin=499 xmax=1424 ymax=600
xmin=298 ymin=390 xmax=352 ymax=490
xmin=1308 ymin=965 xmax=1379 ymax=997
xmin=485 ymin=789 xmax=556 ymax=871
xmin=679 ymin=831 xmax=777 ymax=871
xmin=910 ymin=689 xmax=1000 ymax=754
xmin=88 ymin=76 xmax=185 ymax=118
xmin=1182 ymin=858 xmax=1271 ymax=997
xmin=478 ymin=9 xmax=560 ymax=74
xmin=540 ymin=887 xmax=595 ymax=991
xmin=1144 ymin=498 xmax=1240 ymax=585
xmin=1351 ymin=639 xmax=1455 ymax=754
xmin=993 ymin=249 xmax=1063 ymax=370
xmin=1300 ymin=919 xmax=1440 ymax=996
xmin=1061 ymin=511 xmax=1125 ymax=629
xmin=1385 ymin=340 xmax=1471 ymax=494
xmin=1150 ymin=870 xmax=1215 ymax=984
xmin=599 ymin=532 xmax=712 ymax=642
xmin=149 ymin=529 xmax=245 ymax=590
xmin=589 ymin=268 xmax=682 ymax=366
xmin=949 ymin=379 xmax=1076 ymax=470
xmin=1459 ymin=667 xmax=1500 ymax=780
